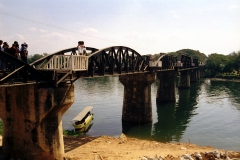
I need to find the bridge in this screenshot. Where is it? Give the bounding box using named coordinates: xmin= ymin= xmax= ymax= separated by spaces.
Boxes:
xmin=0 ymin=46 xmax=204 ymax=159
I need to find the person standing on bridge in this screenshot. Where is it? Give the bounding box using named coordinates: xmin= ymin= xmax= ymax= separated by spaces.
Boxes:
xmin=2 ymin=42 xmax=9 ymax=70
xmin=13 ymin=41 xmax=20 ymax=59
xmin=9 ymin=44 xmax=18 ymax=58
xmin=77 ymin=41 xmax=86 ymax=55
xmin=0 ymin=40 xmax=3 ymax=70
xmin=0 ymin=40 xmax=3 ymax=51
xmin=8 ymin=44 xmax=18 ymax=70
xmin=20 ymin=42 xmax=28 ymax=63
xmin=2 ymin=42 xmax=9 ymax=53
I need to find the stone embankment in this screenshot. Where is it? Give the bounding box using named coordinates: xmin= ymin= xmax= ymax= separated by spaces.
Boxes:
xmin=141 ymin=150 xmax=240 ymax=160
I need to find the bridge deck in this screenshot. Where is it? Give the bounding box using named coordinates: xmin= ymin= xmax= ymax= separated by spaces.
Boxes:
xmin=0 ymin=46 xmax=204 ymax=87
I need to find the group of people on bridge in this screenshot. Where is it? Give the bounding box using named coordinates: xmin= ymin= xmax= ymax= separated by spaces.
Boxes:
xmin=0 ymin=40 xmax=29 ymax=70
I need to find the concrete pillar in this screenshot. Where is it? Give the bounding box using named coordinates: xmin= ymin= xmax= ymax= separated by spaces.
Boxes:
xmin=156 ymin=70 xmax=176 ymax=102
xmin=196 ymin=69 xmax=200 ymax=81
xmin=190 ymin=69 xmax=198 ymax=82
xmin=199 ymin=68 xmax=204 ymax=78
xmin=178 ymin=70 xmax=190 ymax=88
xmin=119 ymin=73 xmax=155 ymax=124
xmin=0 ymin=83 xmax=74 ymax=160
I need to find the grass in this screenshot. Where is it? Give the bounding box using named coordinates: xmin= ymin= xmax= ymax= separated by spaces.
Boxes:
xmin=63 ymin=130 xmax=85 ymax=137
xmin=0 ymin=119 xmax=3 ymax=135
xmin=0 ymin=121 xmax=83 ymax=136
xmin=0 ymin=121 xmax=88 ymax=137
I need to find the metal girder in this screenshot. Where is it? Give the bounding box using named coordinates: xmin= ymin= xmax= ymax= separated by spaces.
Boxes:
xmin=0 ymin=51 xmax=50 ymax=85
xmin=88 ymin=46 xmax=150 ymax=76
xmin=1 ymin=46 xmax=203 ymax=87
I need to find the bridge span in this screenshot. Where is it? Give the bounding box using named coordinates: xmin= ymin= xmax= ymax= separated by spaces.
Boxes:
xmin=0 ymin=46 xmax=204 ymax=159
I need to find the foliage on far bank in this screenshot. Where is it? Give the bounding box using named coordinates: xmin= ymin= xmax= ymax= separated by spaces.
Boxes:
xmin=27 ymin=53 xmax=48 ymax=64
xmin=167 ymin=49 xmax=207 ymax=63
xmin=205 ymin=51 xmax=240 ymax=77
xmin=149 ymin=49 xmax=207 ymax=62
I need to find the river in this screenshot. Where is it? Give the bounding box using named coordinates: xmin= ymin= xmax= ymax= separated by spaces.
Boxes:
xmin=62 ymin=76 xmax=240 ymax=151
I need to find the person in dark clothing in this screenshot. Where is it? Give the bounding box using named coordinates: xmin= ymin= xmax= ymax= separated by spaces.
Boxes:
xmin=14 ymin=41 xmax=20 ymax=58
xmin=1 ymin=42 xmax=9 ymax=70
xmin=0 ymin=40 xmax=3 ymax=70
xmin=8 ymin=44 xmax=18 ymax=58
xmin=8 ymin=44 xmax=18 ymax=70
xmin=0 ymin=40 xmax=3 ymax=51
xmin=2 ymin=42 xmax=9 ymax=53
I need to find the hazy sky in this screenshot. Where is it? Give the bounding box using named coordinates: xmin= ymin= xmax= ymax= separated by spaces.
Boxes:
xmin=0 ymin=0 xmax=239 ymax=56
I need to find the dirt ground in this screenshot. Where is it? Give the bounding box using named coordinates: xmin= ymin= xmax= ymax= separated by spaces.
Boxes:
xmin=0 ymin=135 xmax=239 ymax=159
xmin=63 ymin=134 xmax=240 ymax=160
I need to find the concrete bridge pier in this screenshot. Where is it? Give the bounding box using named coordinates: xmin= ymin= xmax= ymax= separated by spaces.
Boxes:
xmin=190 ymin=69 xmax=199 ymax=82
xmin=197 ymin=69 xmax=201 ymax=80
xmin=178 ymin=70 xmax=190 ymax=88
xmin=0 ymin=84 xmax=74 ymax=160
xmin=199 ymin=68 xmax=204 ymax=78
xmin=156 ymin=70 xmax=176 ymax=102
xmin=119 ymin=73 xmax=155 ymax=124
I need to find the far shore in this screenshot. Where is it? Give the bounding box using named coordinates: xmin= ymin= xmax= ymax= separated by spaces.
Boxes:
xmin=210 ymin=77 xmax=240 ymax=82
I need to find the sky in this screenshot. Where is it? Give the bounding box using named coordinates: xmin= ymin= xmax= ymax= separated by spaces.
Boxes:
xmin=0 ymin=0 xmax=239 ymax=56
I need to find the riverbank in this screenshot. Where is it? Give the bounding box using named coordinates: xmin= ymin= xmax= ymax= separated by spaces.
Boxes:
xmin=0 ymin=134 xmax=239 ymax=159
xmin=63 ymin=134 xmax=240 ymax=160
xmin=210 ymin=78 xmax=240 ymax=82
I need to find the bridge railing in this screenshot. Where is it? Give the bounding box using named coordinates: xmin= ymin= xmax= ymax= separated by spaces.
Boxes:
xmin=43 ymin=55 xmax=88 ymax=71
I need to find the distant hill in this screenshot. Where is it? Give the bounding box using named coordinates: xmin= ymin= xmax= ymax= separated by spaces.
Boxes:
xmin=167 ymin=49 xmax=207 ymax=62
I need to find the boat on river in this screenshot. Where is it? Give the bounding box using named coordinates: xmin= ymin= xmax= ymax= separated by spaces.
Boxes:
xmin=71 ymin=106 xmax=94 ymax=132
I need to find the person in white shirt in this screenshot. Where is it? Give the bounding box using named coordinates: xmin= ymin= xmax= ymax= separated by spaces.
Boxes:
xmin=77 ymin=41 xmax=86 ymax=55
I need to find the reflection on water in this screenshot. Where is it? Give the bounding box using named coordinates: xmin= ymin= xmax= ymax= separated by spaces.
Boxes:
xmin=62 ymin=77 xmax=240 ymax=151
xmin=208 ymin=80 xmax=240 ymax=111
xmin=152 ymin=102 xmax=176 ymax=142
xmin=122 ymin=122 xmax=152 ymax=140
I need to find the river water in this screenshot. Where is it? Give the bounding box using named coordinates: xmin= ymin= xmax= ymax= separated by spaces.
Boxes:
xmin=62 ymin=77 xmax=240 ymax=151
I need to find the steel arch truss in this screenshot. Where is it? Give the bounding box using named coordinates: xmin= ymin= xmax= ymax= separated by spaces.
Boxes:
xmin=0 ymin=51 xmax=50 ymax=85
xmin=87 ymin=46 xmax=150 ymax=76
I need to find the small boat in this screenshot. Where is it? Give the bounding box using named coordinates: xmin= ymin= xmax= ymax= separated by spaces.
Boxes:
xmin=71 ymin=106 xmax=94 ymax=132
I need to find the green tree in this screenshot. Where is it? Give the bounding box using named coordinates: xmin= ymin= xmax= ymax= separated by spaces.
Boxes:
xmin=205 ymin=53 xmax=229 ymax=77
xmin=228 ymin=51 xmax=240 ymax=75
xmin=28 ymin=53 xmax=48 ymax=64
xmin=167 ymin=49 xmax=207 ymax=63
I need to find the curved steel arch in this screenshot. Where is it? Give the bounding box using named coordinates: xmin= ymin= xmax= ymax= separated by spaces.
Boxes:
xmin=87 ymin=46 xmax=150 ymax=76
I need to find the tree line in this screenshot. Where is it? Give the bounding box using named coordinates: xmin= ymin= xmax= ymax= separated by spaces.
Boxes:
xmin=205 ymin=51 xmax=240 ymax=77
xmin=27 ymin=53 xmax=48 ymax=64
xmin=150 ymin=49 xmax=240 ymax=78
